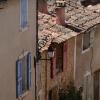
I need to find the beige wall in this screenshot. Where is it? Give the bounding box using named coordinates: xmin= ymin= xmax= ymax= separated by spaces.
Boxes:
xmin=75 ymin=33 xmax=91 ymax=88
xmin=0 ymin=0 xmax=36 ymax=100
xmin=92 ymin=25 xmax=100 ymax=72
xmin=75 ymin=25 xmax=100 ymax=87
xmin=67 ymin=37 xmax=75 ymax=83
xmin=75 ymin=25 xmax=100 ymax=99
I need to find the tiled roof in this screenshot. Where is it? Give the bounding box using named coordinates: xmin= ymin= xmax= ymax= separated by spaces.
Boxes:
xmin=38 ymin=1 xmax=100 ymax=52
xmin=38 ymin=12 xmax=78 ymax=52
xmin=47 ymin=0 xmax=100 ymax=31
xmin=65 ymin=2 xmax=100 ymax=31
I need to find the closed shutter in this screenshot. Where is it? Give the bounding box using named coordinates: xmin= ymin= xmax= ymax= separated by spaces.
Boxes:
xmin=16 ymin=60 xmax=22 ymax=98
xmin=27 ymin=53 xmax=32 ymax=90
xmin=50 ymin=58 xmax=53 ymax=78
xmin=56 ymin=44 xmax=63 ymax=71
xmin=20 ymin=0 xmax=28 ymax=28
xmin=94 ymin=73 xmax=99 ymax=100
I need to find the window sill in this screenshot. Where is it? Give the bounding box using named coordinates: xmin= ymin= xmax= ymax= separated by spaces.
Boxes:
xmin=19 ymin=26 xmax=29 ymax=33
xmin=18 ymin=51 xmax=28 ymax=59
xmin=82 ymin=47 xmax=90 ymax=54
xmin=18 ymin=91 xmax=29 ymax=99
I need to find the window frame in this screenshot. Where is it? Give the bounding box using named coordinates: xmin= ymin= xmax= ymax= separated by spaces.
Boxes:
xmin=20 ymin=0 xmax=28 ymax=31
xmin=16 ymin=51 xmax=32 ymax=98
xmin=82 ymin=31 xmax=91 ymax=53
xmin=82 ymin=28 xmax=95 ymax=54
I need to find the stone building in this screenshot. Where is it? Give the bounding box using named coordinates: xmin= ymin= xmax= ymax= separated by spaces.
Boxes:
xmin=37 ymin=8 xmax=79 ymax=99
xmin=64 ymin=2 xmax=100 ymax=100
xmin=37 ymin=0 xmax=100 ymax=100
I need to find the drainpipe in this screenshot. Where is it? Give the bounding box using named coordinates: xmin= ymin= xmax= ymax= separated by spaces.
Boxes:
xmin=35 ymin=0 xmax=38 ymax=99
xmin=34 ymin=57 xmax=37 ymax=100
xmin=74 ymin=36 xmax=77 ymax=81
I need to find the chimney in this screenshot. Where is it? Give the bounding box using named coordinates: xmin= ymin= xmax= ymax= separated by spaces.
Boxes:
xmin=38 ymin=0 xmax=48 ymax=14
xmin=55 ymin=0 xmax=66 ymax=26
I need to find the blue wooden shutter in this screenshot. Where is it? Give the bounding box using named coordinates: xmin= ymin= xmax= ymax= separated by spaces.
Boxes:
xmin=20 ymin=0 xmax=28 ymax=28
xmin=27 ymin=53 xmax=32 ymax=90
xmin=16 ymin=60 xmax=22 ymax=98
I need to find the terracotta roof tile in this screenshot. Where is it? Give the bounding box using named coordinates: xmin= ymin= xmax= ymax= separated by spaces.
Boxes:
xmin=65 ymin=2 xmax=100 ymax=31
xmin=38 ymin=12 xmax=78 ymax=52
xmin=38 ymin=1 xmax=100 ymax=52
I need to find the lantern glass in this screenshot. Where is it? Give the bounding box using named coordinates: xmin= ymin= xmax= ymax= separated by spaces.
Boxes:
xmin=48 ymin=51 xmax=54 ymax=58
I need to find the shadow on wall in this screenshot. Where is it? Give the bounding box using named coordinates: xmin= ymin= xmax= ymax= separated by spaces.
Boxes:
xmin=80 ymin=0 xmax=100 ymax=7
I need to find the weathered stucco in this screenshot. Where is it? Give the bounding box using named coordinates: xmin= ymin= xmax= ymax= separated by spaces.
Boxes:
xmin=38 ymin=39 xmax=75 ymax=100
xmin=0 ymin=0 xmax=36 ymax=100
xmin=75 ymin=24 xmax=100 ymax=100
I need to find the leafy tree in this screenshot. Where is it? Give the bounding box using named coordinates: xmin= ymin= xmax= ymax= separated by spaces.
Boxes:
xmin=59 ymin=82 xmax=83 ymax=100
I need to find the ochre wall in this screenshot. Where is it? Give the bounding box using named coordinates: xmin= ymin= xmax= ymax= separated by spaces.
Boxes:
xmin=39 ymin=39 xmax=75 ymax=100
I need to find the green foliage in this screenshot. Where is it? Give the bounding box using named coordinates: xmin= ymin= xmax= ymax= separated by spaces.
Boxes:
xmin=59 ymin=82 xmax=83 ymax=100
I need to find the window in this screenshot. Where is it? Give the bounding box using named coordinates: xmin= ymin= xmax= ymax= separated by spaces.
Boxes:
xmin=94 ymin=71 xmax=100 ymax=100
xmin=83 ymin=32 xmax=91 ymax=51
xmin=56 ymin=43 xmax=63 ymax=73
xmin=50 ymin=59 xmax=53 ymax=78
xmin=20 ymin=0 xmax=28 ymax=29
xmin=82 ymin=29 xmax=95 ymax=52
xmin=48 ymin=88 xmax=58 ymax=100
xmin=50 ymin=43 xmax=64 ymax=78
xmin=48 ymin=90 xmax=52 ymax=100
xmin=16 ymin=53 xmax=32 ymax=98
